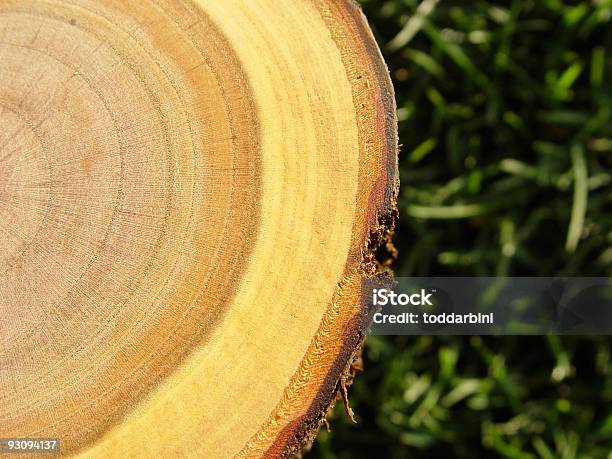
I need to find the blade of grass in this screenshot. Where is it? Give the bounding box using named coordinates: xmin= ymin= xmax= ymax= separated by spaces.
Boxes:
xmin=407 ymin=203 xmax=491 ymax=219
xmin=590 ymin=46 xmax=604 ymax=89
xmin=558 ymin=61 xmax=583 ymax=91
xmin=404 ymin=48 xmax=446 ymax=78
xmin=387 ymin=0 xmax=440 ymax=51
xmin=422 ymin=22 xmax=490 ymax=88
xmin=565 ymin=144 xmax=588 ymax=252
xmin=533 ymin=437 xmax=556 ymax=459
xmin=409 ymin=138 xmax=438 ymax=163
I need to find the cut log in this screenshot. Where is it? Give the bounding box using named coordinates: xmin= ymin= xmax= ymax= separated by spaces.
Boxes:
xmin=0 ymin=0 xmax=398 ymax=457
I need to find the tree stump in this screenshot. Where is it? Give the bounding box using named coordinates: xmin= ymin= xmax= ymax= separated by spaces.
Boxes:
xmin=0 ymin=0 xmax=397 ymax=457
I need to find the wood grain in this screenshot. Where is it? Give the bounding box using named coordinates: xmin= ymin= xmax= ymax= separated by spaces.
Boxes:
xmin=0 ymin=1 xmax=398 ymax=457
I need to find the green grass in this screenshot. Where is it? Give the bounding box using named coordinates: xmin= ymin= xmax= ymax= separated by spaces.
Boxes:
xmin=310 ymin=1 xmax=612 ymax=457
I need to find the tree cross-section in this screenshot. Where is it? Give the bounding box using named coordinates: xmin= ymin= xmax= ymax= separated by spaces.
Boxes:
xmin=0 ymin=1 xmax=398 ymax=457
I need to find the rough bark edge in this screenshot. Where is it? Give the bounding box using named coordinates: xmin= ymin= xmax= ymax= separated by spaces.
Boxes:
xmin=267 ymin=239 xmax=397 ymax=459
xmin=252 ymin=0 xmax=400 ymax=456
